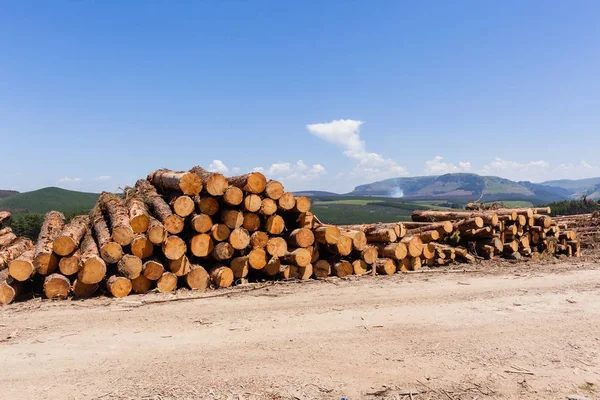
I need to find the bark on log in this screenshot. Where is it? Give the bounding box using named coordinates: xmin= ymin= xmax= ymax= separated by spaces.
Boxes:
xmin=71 ymin=279 xmax=99 ymax=298
xmin=340 ymin=230 xmax=367 ymax=251
xmin=127 ymin=196 xmax=150 ymax=234
xmin=59 ymin=249 xmax=81 ymax=276
xmin=288 ymin=228 xmax=315 ymax=248
xmin=243 ymin=194 xmax=262 ymax=213
xmin=156 ymin=272 xmax=178 ymax=293
xmin=280 ymin=248 xmax=311 ymax=267
xmin=404 ymin=221 xmax=454 ymax=234
xmin=419 ymin=230 xmax=440 ymax=243
xmin=136 ymin=180 xmax=184 ymax=234
xmin=53 ymin=215 xmax=89 ymax=256
xmin=222 ymin=186 xmax=244 ymax=206
xmin=7 ymin=249 xmax=35 ymax=282
xmin=1 ymin=238 xmax=34 ymax=271
xmin=453 ymin=217 xmax=485 ymax=231
xmin=33 ymin=211 xmax=65 ymax=275
xmin=146 ymin=216 xmax=167 ymax=245
xmin=412 ymin=210 xmax=498 ymax=225
xmin=228 ymin=172 xmax=267 ymax=194
xmin=534 ymin=215 xmax=552 ymax=229
xmin=266 ymin=237 xmax=288 ymax=257
xmin=374 ymin=258 xmax=396 ymax=275
xmin=0 ymin=269 xmax=20 ymax=305
xmin=78 ymin=232 xmax=107 ymax=284
xmin=147 ymin=168 xmax=203 ymax=195
xmin=265 ymin=180 xmax=284 ymax=200
xmin=186 ymin=264 xmax=210 ymax=290
xmin=190 ymin=166 xmax=229 ymax=196
xmin=229 ymin=228 xmax=250 ymax=250
xmin=162 ymin=236 xmax=187 ymax=260
xmin=131 ymin=275 xmax=153 ymax=294
xmin=99 ymin=193 xmax=135 ymax=246
xmin=376 ymin=242 xmax=408 ymax=260
xmin=170 ymin=195 xmax=195 ymax=217
xmin=0 ymin=230 xmax=16 ymax=248
xmin=130 ymin=235 xmax=153 ymax=259
xmin=142 ymin=259 xmax=164 ymax=280
xmin=209 ymin=266 xmax=234 ymax=288
xmin=44 ymin=274 xmax=71 ymax=299
xmin=278 ymin=192 xmax=296 ymax=211
xmin=117 ymin=254 xmax=143 ymax=279
xmin=106 ymin=275 xmax=132 ymax=298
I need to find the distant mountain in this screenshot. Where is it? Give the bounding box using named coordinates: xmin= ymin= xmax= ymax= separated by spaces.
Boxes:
xmin=350 ymin=173 xmax=581 ymax=204
xmin=292 ymin=190 xmax=340 ymax=197
xmin=540 ymin=177 xmax=600 ymax=200
xmin=0 ymin=187 xmax=99 ymax=215
xmin=0 ymin=190 xmax=19 ymax=199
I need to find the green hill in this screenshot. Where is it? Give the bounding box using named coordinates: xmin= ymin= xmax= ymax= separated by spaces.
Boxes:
xmin=0 ymin=187 xmax=100 ymax=215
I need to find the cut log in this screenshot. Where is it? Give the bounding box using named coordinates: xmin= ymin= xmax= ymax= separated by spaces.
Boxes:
xmin=313 ymin=259 xmax=331 ymax=278
xmin=314 ymin=225 xmax=341 ymax=245
xmin=212 ymin=242 xmax=235 ymax=261
xmin=292 ymin=264 xmax=313 ymax=280
xmin=53 ymin=215 xmax=89 ymax=256
xmin=211 ymin=223 xmax=231 ymax=242
xmin=221 ymin=209 xmax=244 ymax=229
xmin=190 ymin=166 xmax=229 ymax=196
xmin=260 ymin=198 xmax=278 ymax=216
xmin=0 ymin=269 xmax=21 ymax=305
xmin=266 ymin=237 xmax=287 ymax=257
xmin=533 ymin=207 xmax=551 ymax=215
xmin=352 ymin=259 xmax=368 ymax=275
xmin=127 ymin=197 xmax=150 ymax=234
xmin=209 ymin=266 xmax=234 ymax=288
xmin=331 ymin=235 xmax=353 ymax=256
xmin=32 ymin=210 xmax=65 ymax=275
xmin=130 ymin=233 xmax=154 ymax=259
xmin=98 ymin=193 xmax=135 ymax=246
xmin=229 ymin=228 xmax=250 ymax=250
xmin=374 ymin=258 xmax=396 ymax=275
xmin=292 ymin=196 xmax=311 ymax=213
xmin=44 ymin=274 xmax=71 ymax=299
xmin=170 ymin=195 xmax=195 ymax=217
xmin=340 ymin=230 xmax=367 ymax=251
xmin=162 ymin=236 xmax=187 ymax=260
xmin=195 ymin=195 xmax=220 ymax=216
xmin=222 ymin=186 xmax=244 ymax=206
xmin=278 ymin=192 xmax=296 ymax=211
xmin=404 ymin=221 xmax=454 ymax=234
xmin=534 ymin=215 xmax=552 ymax=229
xmin=332 ymin=260 xmax=353 ymax=277
xmin=78 ymin=232 xmax=107 ymax=284
xmin=248 ymin=248 xmax=268 ymax=270
xmin=503 ymin=241 xmax=519 ymax=254
xmin=156 ymin=272 xmax=178 ymax=293
xmin=400 ymin=236 xmax=424 ymax=258
xmin=136 ymin=180 xmax=184 ymax=234
xmin=250 ymin=231 xmax=269 ymax=248
xmin=297 ymin=212 xmax=317 ymax=229
xmin=59 ymin=249 xmax=81 ymax=276
xmin=419 ymin=230 xmax=440 ymax=243
xmin=142 ymin=259 xmax=164 ymax=280
xmin=147 ymin=168 xmax=203 ymax=195
xmin=0 ymin=211 xmax=11 ymax=225
xmin=230 ymin=256 xmax=249 ymax=279
xmin=265 ymin=215 xmax=285 ymax=235
xmin=169 ymin=255 xmax=191 ymax=277
xmin=453 ymin=217 xmax=484 ymax=231
xmin=455 ymin=247 xmax=475 ymax=263
xmin=243 ymin=213 xmax=261 ymax=231
xmin=0 ymin=230 xmax=16 ymax=248
xmin=186 ymin=264 xmax=210 ymax=290
xmin=243 ymin=194 xmax=262 ymax=213
xmin=228 ymin=172 xmax=267 ymax=194
xmin=146 ymin=216 xmax=167 ymax=245
xmin=361 ymin=246 xmax=379 ymax=264
xmin=1 ymin=238 xmax=34 ymax=271
xmin=117 ymin=254 xmax=143 ymax=279
xmin=265 ymin=180 xmax=284 ymax=200
xmin=71 ymin=279 xmax=99 ymax=298
xmin=263 ymin=256 xmax=281 ymax=276
xmin=131 ymin=274 xmax=153 ymax=294
xmin=476 ymin=244 xmax=495 ymax=259
xmin=412 ymin=211 xmax=498 ymax=225
xmin=288 ymin=228 xmax=315 ymax=248
xmin=479 ymin=237 xmax=503 ymax=253
xmin=7 ymin=249 xmax=35 ymax=282
xmin=106 ymin=275 xmax=132 ymax=298
xmin=280 ymin=248 xmax=311 ymax=267
xmin=376 ymin=242 xmax=408 ymax=260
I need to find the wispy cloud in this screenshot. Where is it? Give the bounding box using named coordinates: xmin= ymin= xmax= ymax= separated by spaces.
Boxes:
xmin=480 ymin=158 xmax=550 ymax=181
xmin=306 ymin=119 xmax=407 ymax=179
xmin=93 ymin=176 xmax=112 ymax=181
xmin=58 ymin=177 xmax=82 ymax=183
xmin=209 ymin=160 xmax=229 ymax=174
xmin=254 ymin=160 xmax=326 ymax=182
xmin=424 ymin=156 xmax=472 ymax=175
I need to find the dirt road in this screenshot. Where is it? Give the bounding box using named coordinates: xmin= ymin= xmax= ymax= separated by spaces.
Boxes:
xmin=1 ymin=257 xmax=599 ymax=400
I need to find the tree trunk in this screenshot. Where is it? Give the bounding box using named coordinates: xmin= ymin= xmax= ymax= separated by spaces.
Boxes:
xmin=250 ymin=231 xmax=268 ymax=248
xmin=221 ymin=209 xmax=244 ymax=229
xmin=53 ymin=215 xmax=89 ymax=256
xmin=264 ymin=180 xmax=284 ymax=200
xmin=404 ymin=221 xmax=454 ymax=234
xmin=130 ymin=235 xmax=153 ymax=259
xmin=228 ymin=172 xmax=267 ymax=194
xmin=127 ymin=196 xmax=150 ymax=234
xmin=0 ymin=269 xmax=21 ymax=305
xmin=248 ymin=248 xmax=268 ymax=270
xmin=78 ymin=232 xmax=107 ymax=284
xmin=117 ymin=254 xmax=143 ymax=279
xmin=71 ymin=279 xmax=99 ymax=298
xmin=32 ymin=210 xmax=65 ymax=275
xmin=59 ymin=249 xmax=81 ymax=276
xmin=131 ymin=275 xmax=153 ymax=294
xmin=374 ymin=258 xmax=396 ymax=275
xmin=162 ymin=236 xmax=187 ymax=260
xmin=142 ymin=259 xmax=164 ymax=280
xmin=146 ymin=216 xmax=167 ymax=245
xmin=169 ymin=255 xmax=191 ymax=277
xmin=7 ymin=249 xmax=35 ymax=282
xmin=280 ymin=248 xmax=311 ymax=267
xmin=98 ymin=193 xmax=135 ymax=246
xmin=190 ymin=166 xmax=229 ymax=196
xmin=332 ymin=260 xmax=353 ymax=277
xmin=212 ymin=242 xmax=235 ymax=261
xmin=147 ymin=168 xmax=203 ymax=195
xmin=338 ymin=224 xmax=397 ymax=243
xmin=278 ymin=192 xmax=296 ymax=211
xmin=314 ymin=225 xmax=341 ymax=245
xmin=288 ymin=228 xmax=315 ymax=248
xmin=156 ymin=272 xmax=178 ymax=292
xmin=1 ymin=238 xmax=34 ymax=271
xmin=229 ymin=228 xmax=250 ymax=250
xmin=222 ymin=186 xmax=244 ymax=206
xmin=186 ymin=264 xmax=210 ymax=290
xmin=412 ymin=210 xmax=498 ymax=225
xmin=136 ymin=180 xmax=184 ymax=234
xmin=190 ymin=233 xmax=214 ymax=257
xmin=44 ymin=274 xmax=71 ymax=299
xmin=170 ymin=195 xmax=195 ymax=217
xmin=211 ymin=223 xmax=231 ymax=242
xmin=209 ymin=266 xmax=234 ymax=288
xmin=376 ymin=242 xmax=407 ymax=260
xmin=453 ymin=217 xmax=484 ymax=231
xmin=260 ymin=198 xmax=278 ymax=216
xmin=106 ymin=275 xmax=132 ymax=298
xmin=265 ymin=215 xmax=285 ymax=235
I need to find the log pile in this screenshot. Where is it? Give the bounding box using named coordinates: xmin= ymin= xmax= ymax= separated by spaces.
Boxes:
xmin=553 ymin=212 xmax=600 ymax=248
xmin=0 ymin=167 xmax=583 ymax=305
xmin=0 ymin=212 xmax=35 ymax=305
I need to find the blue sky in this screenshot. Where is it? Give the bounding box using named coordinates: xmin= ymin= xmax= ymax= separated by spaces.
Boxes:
xmin=1 ymin=0 xmax=599 ymax=193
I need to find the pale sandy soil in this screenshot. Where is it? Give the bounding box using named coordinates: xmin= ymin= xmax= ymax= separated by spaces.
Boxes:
xmin=1 ymin=255 xmax=599 ymax=400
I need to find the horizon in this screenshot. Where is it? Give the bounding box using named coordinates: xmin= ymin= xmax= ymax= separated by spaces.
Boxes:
xmin=2 ymin=1 xmax=599 ymax=193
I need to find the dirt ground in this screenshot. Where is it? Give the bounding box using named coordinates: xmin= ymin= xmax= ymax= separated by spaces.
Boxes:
xmin=1 ymin=253 xmax=600 ymax=400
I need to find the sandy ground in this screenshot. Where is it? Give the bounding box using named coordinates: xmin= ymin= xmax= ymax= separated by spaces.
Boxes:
xmin=1 ymin=255 xmax=600 ymax=400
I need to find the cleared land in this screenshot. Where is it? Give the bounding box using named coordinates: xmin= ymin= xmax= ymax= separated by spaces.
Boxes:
xmin=1 ymin=253 xmax=599 ymax=399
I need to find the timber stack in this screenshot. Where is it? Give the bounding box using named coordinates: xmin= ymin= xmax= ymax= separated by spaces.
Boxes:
xmin=553 ymin=212 xmax=600 ymax=248
xmin=0 ymin=166 xmax=582 ymax=305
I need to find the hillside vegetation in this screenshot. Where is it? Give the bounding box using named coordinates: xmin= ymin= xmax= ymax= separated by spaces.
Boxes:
xmin=546 ymin=198 xmax=600 ymax=216
xmin=0 ymin=187 xmax=99 ymax=215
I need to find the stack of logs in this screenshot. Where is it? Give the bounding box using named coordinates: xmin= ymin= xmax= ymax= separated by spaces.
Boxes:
xmin=0 ymin=212 xmax=35 ymax=304
xmin=0 ymin=167 xmax=583 ymax=305
xmin=553 ymin=212 xmax=600 ymax=248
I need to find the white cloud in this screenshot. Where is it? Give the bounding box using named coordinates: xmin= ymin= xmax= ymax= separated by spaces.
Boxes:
xmin=424 ymin=156 xmax=472 ymax=175
xmin=254 ymin=160 xmax=327 ymax=182
xmin=231 ymin=167 xmax=241 ymax=174
xmin=306 ymin=119 xmax=408 ymax=180
xmin=58 ymin=177 xmax=82 ymax=183
xmin=480 ymin=158 xmax=550 ymax=181
xmin=209 ymin=160 xmax=229 ymax=174
xmin=93 ymin=176 xmax=112 ymax=181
